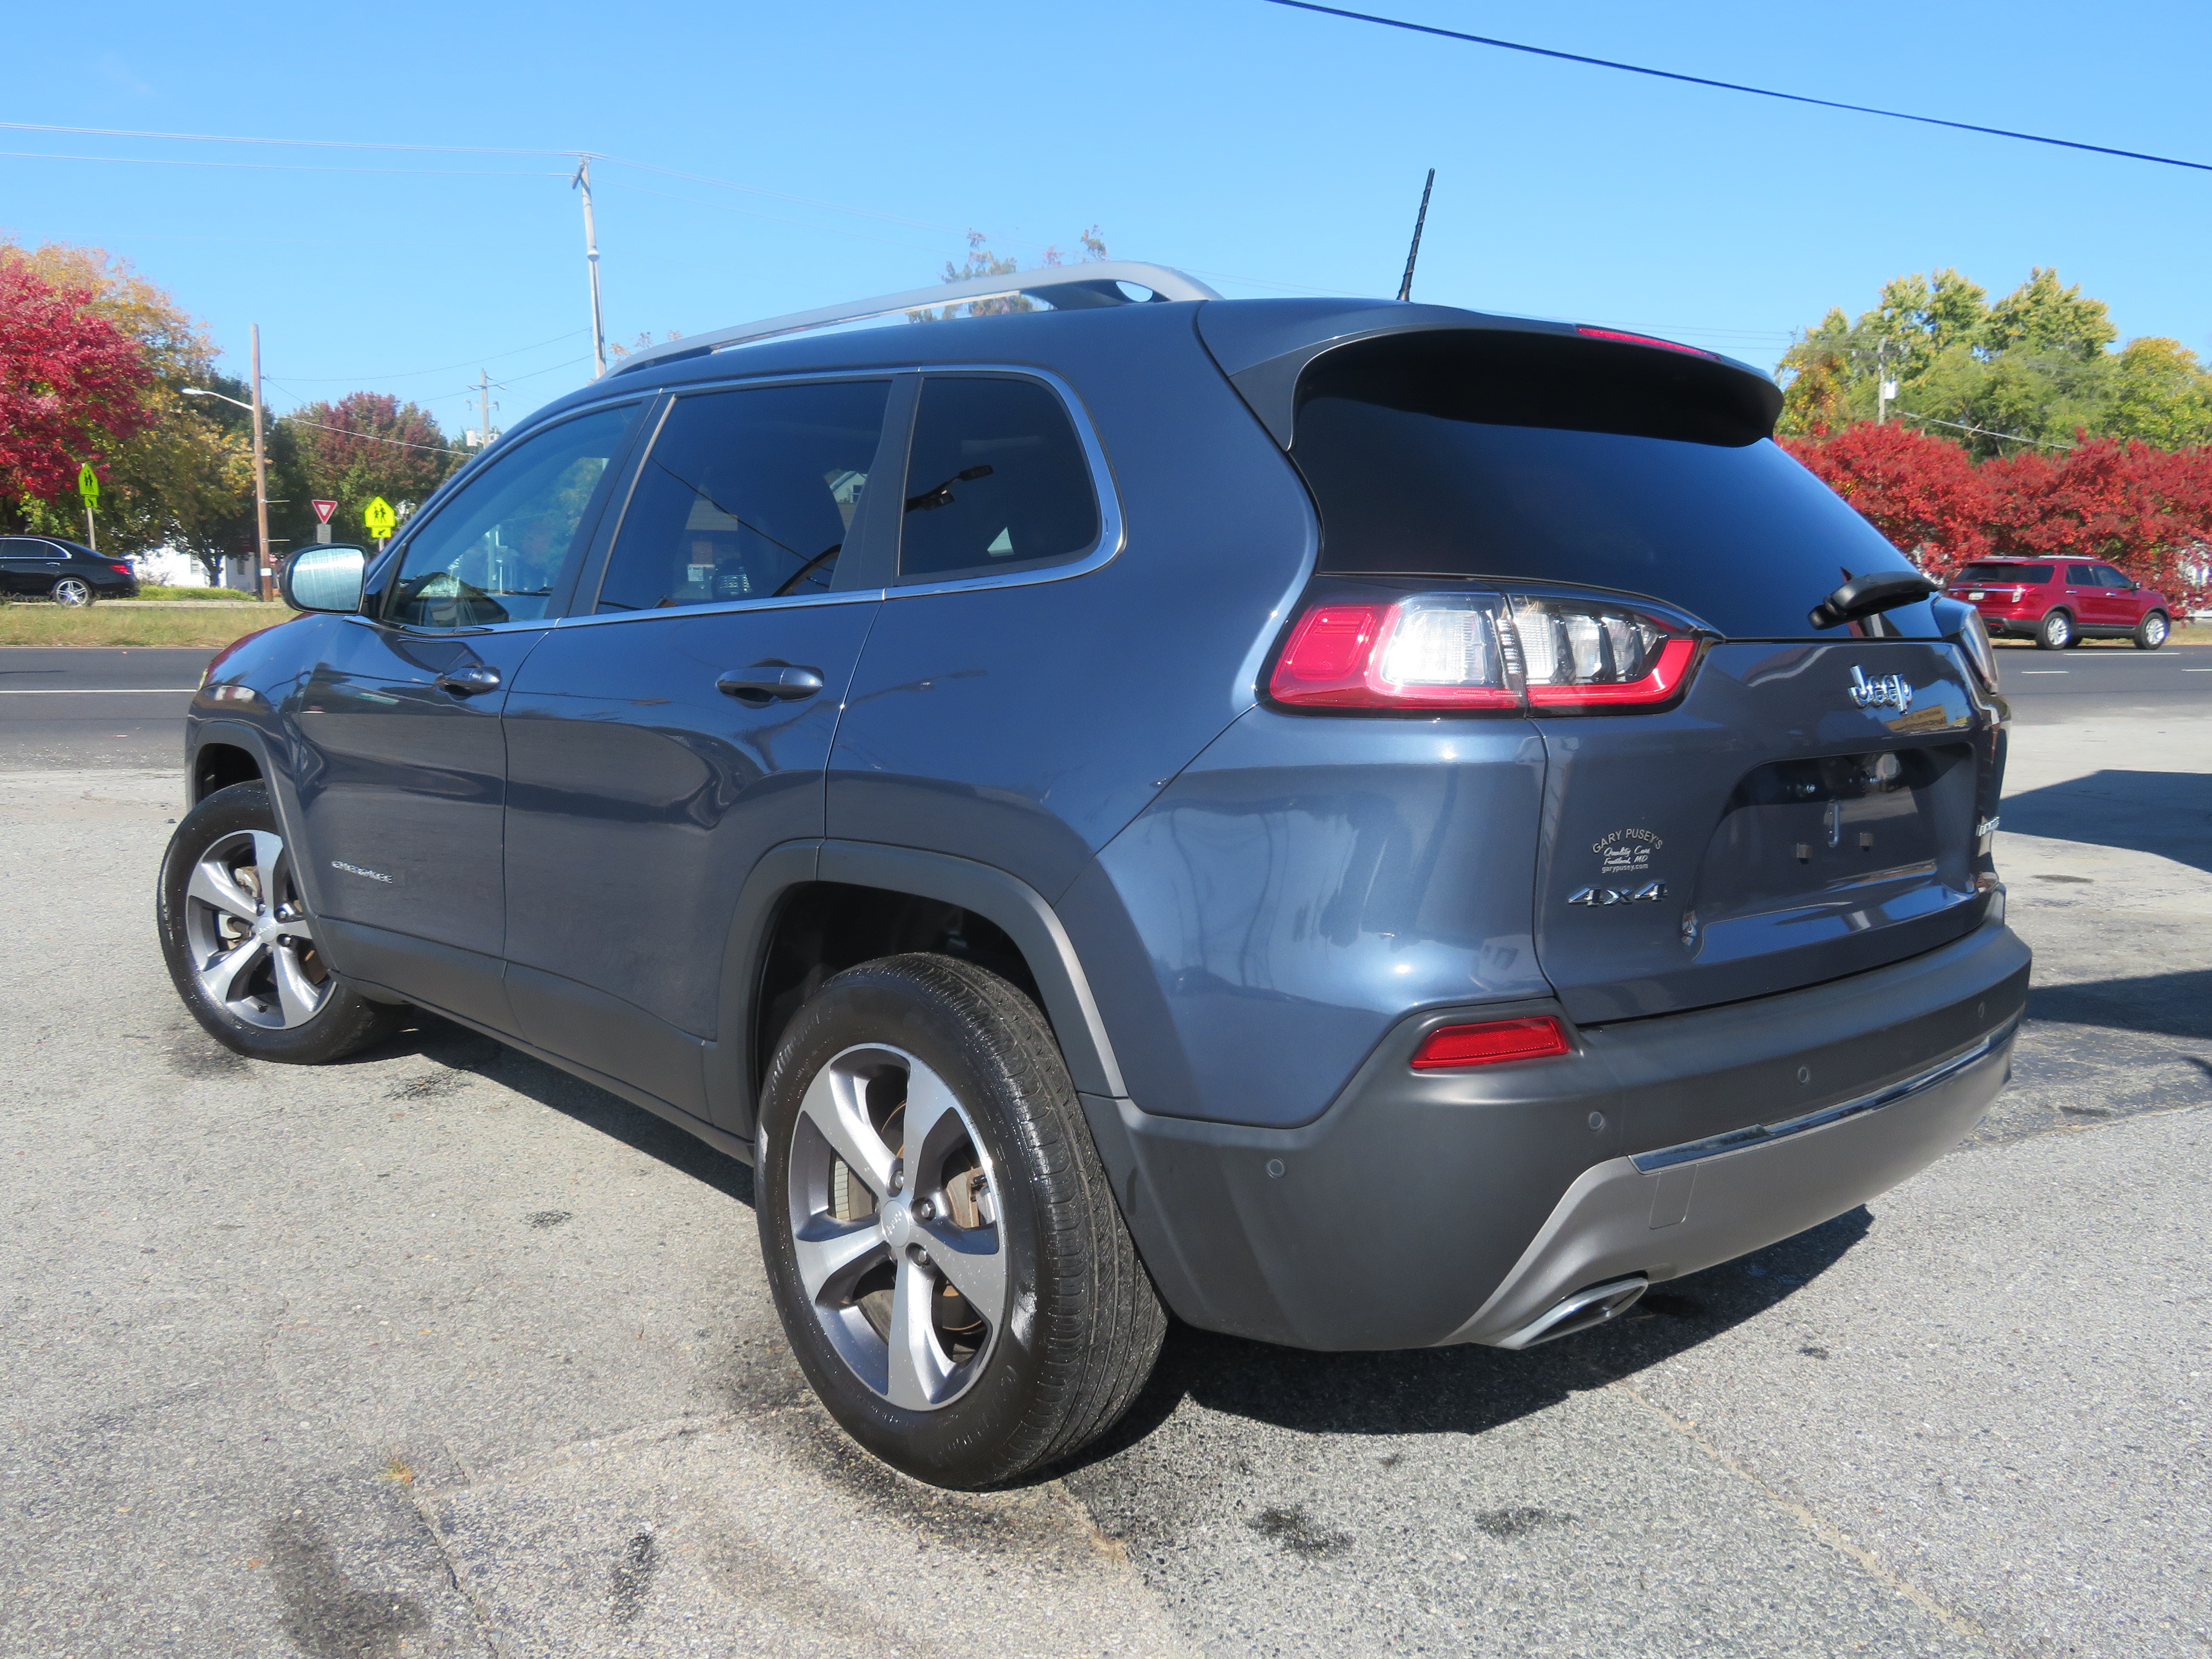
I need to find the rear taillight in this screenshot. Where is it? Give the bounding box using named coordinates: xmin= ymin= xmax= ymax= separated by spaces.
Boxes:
xmin=1410 ymin=1016 xmax=1572 ymax=1070
xmin=109 ymin=562 xmax=134 ymax=577
xmin=1270 ymin=589 xmax=1702 ymax=714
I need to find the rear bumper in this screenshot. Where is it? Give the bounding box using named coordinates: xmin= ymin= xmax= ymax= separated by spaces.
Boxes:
xmin=1440 ymin=1022 xmax=2009 ymax=1345
xmin=1081 ymin=917 xmax=2029 ymax=1351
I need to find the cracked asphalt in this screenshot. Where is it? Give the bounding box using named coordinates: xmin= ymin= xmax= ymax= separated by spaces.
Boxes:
xmin=2 ymin=676 xmax=2207 ymax=1656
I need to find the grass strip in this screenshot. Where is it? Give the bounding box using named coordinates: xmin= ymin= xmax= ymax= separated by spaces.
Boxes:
xmin=0 ymin=605 xmax=304 ymax=649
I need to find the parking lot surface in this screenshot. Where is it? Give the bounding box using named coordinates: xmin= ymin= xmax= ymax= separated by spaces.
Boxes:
xmin=2 ymin=661 xmax=2207 ymax=1656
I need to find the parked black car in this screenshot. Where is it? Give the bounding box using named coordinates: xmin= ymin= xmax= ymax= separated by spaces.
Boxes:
xmin=0 ymin=536 xmax=139 ymax=604
xmin=157 ymin=262 xmax=2028 ymax=1488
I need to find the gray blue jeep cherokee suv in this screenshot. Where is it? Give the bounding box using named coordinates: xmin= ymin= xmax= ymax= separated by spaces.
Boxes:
xmin=157 ymin=262 xmax=2028 ymax=1488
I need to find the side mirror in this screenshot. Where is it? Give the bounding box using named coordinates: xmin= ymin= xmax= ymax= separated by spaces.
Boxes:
xmin=282 ymin=544 xmax=368 ymax=614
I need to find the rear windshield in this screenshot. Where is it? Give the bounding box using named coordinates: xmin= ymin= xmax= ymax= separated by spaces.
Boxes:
xmin=1955 ymin=562 xmax=2052 ymax=585
xmin=1290 ymin=331 xmax=1940 ymax=640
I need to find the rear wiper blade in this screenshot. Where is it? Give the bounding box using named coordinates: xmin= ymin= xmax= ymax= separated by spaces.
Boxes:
xmin=1809 ymin=571 xmax=1936 ymax=632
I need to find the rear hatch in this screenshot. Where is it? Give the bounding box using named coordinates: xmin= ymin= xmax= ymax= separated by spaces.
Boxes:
xmin=1260 ymin=321 xmax=2003 ymax=1023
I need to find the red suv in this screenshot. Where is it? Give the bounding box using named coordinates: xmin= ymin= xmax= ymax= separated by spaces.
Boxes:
xmin=1946 ymin=558 xmax=2173 ymax=651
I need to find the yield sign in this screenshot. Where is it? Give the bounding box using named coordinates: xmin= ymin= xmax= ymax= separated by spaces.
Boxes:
xmin=311 ymin=499 xmax=339 ymax=524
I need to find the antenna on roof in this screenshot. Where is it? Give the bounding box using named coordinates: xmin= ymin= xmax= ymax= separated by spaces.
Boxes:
xmin=1396 ymin=168 xmax=1436 ymax=303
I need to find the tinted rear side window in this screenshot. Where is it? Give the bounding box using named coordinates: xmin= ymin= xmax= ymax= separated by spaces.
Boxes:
xmin=896 ymin=376 xmax=1100 ymax=585
xmin=1956 ymin=563 xmax=2052 ymax=584
xmin=1292 ymin=331 xmax=1936 ymax=640
xmin=598 ymin=379 xmax=889 ymax=611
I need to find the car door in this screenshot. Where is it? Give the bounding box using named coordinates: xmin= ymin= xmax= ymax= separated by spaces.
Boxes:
xmin=0 ymin=537 xmax=62 ymax=596
xmin=2095 ymin=565 xmax=2143 ymax=627
xmin=2062 ymin=563 xmax=2115 ymax=631
xmin=499 ymin=375 xmax=902 ymax=1125
xmin=284 ymin=399 xmax=644 ymax=1030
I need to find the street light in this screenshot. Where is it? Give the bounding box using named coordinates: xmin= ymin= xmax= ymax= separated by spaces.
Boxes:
xmin=181 ymin=320 xmax=272 ymax=600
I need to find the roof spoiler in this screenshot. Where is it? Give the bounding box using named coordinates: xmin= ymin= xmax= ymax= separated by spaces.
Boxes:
xmin=608 ymin=261 xmax=1224 ymax=378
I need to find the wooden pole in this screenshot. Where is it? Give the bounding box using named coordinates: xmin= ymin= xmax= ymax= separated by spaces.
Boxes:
xmin=250 ymin=324 xmax=271 ymax=600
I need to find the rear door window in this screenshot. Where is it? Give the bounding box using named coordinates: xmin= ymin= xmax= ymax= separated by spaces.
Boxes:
xmin=2066 ymin=565 xmax=2101 ymax=585
xmin=1291 ymin=330 xmax=1938 ymax=640
xmin=895 ymin=375 xmax=1101 ymax=585
xmin=597 ymin=379 xmax=890 ymax=612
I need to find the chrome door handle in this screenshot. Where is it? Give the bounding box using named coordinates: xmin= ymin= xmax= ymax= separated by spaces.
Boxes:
xmin=717 ymin=663 xmax=825 ymax=704
xmin=435 ymin=664 xmax=501 ymax=696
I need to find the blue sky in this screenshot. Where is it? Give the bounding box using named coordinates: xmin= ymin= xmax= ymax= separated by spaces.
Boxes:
xmin=6 ymin=1 xmax=2207 ymax=437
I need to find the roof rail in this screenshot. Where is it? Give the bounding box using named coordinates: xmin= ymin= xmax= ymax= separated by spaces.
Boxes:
xmin=608 ymin=260 xmax=1225 ymax=378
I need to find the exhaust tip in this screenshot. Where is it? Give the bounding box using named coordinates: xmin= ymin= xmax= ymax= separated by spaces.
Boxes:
xmin=1493 ymin=1276 xmax=1648 ymax=1351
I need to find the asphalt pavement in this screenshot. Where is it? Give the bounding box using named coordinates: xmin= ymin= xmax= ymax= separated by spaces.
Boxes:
xmin=3 ymin=646 xmax=2209 ymax=1656
xmin=0 ymin=647 xmax=218 ymax=771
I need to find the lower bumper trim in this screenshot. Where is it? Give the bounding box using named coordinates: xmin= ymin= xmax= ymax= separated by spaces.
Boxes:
xmin=1629 ymin=1019 xmax=2017 ymax=1173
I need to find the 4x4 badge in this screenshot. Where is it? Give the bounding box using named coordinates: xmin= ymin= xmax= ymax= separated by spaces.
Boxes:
xmin=1569 ymin=882 xmax=1667 ymax=906
xmin=1848 ymin=666 xmax=1913 ymax=711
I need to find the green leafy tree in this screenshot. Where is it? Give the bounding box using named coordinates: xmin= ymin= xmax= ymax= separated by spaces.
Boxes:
xmin=1779 ymin=265 xmax=2212 ymax=458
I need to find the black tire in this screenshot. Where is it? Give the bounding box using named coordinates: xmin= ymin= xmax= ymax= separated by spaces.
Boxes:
xmin=756 ymin=953 xmax=1164 ymax=1488
xmin=2135 ymin=610 xmax=2171 ymax=650
xmin=157 ymin=782 xmax=407 ymax=1064
xmin=50 ymin=576 xmax=92 ymax=607
xmin=2035 ymin=609 xmax=2072 ymax=651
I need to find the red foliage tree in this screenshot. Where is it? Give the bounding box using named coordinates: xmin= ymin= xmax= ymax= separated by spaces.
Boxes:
xmin=1982 ymin=438 xmax=2212 ymax=606
xmin=0 ymin=256 xmax=157 ymax=503
xmin=1781 ymin=422 xmax=1992 ymax=580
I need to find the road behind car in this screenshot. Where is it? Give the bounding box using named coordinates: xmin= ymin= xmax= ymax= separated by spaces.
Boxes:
xmin=0 ymin=714 xmax=2206 ymax=1657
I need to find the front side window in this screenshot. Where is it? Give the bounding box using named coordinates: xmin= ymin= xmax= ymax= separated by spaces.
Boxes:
xmin=386 ymin=403 xmax=636 ymax=629
xmin=2097 ymin=566 xmax=2133 ymax=588
xmin=596 ymin=379 xmax=890 ymax=613
xmin=896 ymin=376 xmax=1101 ymax=585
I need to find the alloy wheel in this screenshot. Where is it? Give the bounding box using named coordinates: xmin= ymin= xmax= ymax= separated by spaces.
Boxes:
xmin=785 ymin=1044 xmax=1008 ymax=1411
xmin=2144 ymin=613 xmax=2170 ymax=646
xmin=51 ymin=577 xmax=92 ymax=607
xmin=180 ymin=829 xmax=334 ymax=1029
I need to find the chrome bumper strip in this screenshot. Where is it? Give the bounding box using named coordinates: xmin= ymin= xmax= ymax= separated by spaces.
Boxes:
xmin=1628 ymin=1018 xmax=2018 ymax=1174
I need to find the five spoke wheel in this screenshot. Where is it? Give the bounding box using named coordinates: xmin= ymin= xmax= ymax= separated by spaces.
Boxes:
xmin=787 ymin=1044 xmax=1007 ymax=1412
xmin=180 ymin=829 xmax=332 ymax=1029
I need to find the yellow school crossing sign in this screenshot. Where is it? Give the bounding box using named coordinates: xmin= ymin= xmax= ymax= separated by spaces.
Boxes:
xmin=363 ymin=498 xmax=397 ymax=540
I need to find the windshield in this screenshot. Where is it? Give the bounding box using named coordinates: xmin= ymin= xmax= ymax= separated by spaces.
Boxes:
xmin=1291 ymin=332 xmax=1941 ymax=640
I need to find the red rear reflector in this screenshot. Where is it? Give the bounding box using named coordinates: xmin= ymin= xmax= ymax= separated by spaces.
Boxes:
xmin=1574 ymin=325 xmax=1717 ymax=360
xmin=1409 ymin=1016 xmax=1572 ymax=1070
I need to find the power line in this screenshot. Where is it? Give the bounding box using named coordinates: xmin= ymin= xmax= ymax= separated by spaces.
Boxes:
xmin=0 ymin=148 xmax=562 ymax=178
xmin=0 ymin=120 xmax=568 ymax=155
xmin=272 ymin=329 xmax=592 ymax=385
xmin=1262 ymin=1 xmax=2212 ymax=174
xmin=278 ymin=413 xmax=470 ymax=455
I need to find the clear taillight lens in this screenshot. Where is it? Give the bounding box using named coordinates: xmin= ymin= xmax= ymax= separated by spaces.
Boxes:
xmin=1270 ymin=588 xmax=1701 ymax=714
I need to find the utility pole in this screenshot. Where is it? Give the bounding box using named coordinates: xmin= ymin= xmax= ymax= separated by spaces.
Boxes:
xmin=1874 ymin=338 xmax=1900 ymax=426
xmin=573 ymin=154 xmax=607 ymax=378
xmin=470 ymin=370 xmax=502 ymax=448
xmin=250 ymin=323 xmax=272 ymax=600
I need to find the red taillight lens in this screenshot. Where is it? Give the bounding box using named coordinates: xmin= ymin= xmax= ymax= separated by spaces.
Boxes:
xmin=1270 ymin=591 xmax=1700 ymax=714
xmin=1271 ymin=597 xmax=1518 ymax=710
xmin=1410 ymin=1016 xmax=1572 ymax=1070
xmin=109 ymin=563 xmax=134 ymax=577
